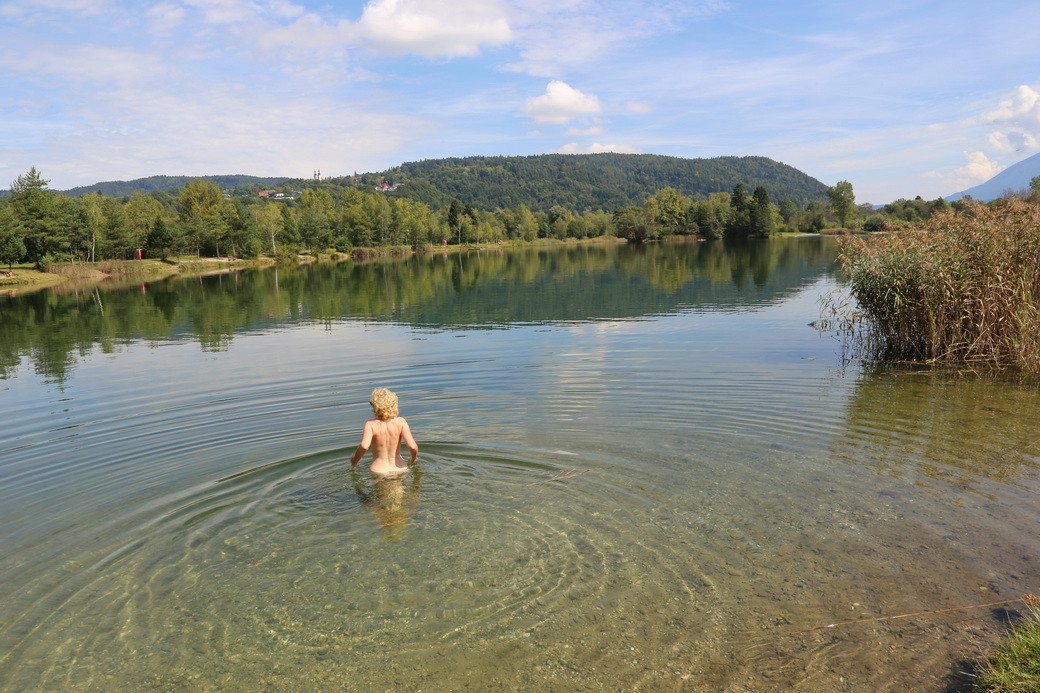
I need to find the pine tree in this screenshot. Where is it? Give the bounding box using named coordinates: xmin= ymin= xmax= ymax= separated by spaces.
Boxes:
xmin=146 ymin=216 xmax=174 ymax=260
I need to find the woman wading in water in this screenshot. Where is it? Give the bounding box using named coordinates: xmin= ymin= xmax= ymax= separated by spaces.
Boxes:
xmin=350 ymin=388 xmax=418 ymax=476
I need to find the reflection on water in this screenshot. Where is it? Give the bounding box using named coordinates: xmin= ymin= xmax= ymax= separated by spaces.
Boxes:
xmin=353 ymin=466 xmax=422 ymax=541
xmin=0 ymin=238 xmax=837 ymax=382
xmin=2 ymin=237 xmax=1039 ymax=690
xmin=836 ymin=365 xmax=1040 ymax=494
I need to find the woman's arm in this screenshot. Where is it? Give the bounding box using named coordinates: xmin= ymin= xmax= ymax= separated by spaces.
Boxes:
xmin=400 ymin=418 xmax=418 ymax=463
xmin=350 ymin=420 xmax=374 ymax=467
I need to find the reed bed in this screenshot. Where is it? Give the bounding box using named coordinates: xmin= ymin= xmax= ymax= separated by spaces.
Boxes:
xmin=46 ymin=259 xmax=168 ymax=277
xmin=838 ymin=199 xmax=1040 ymax=374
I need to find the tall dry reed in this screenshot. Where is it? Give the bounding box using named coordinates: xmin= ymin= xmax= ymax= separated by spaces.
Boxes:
xmin=839 ymin=199 xmax=1040 ymax=373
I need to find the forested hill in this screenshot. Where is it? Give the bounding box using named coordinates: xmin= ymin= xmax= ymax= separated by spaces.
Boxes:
xmin=62 ymin=174 xmax=290 ymax=197
xmin=364 ymin=153 xmax=829 ymax=211
xmin=45 ymin=154 xmax=829 ymax=211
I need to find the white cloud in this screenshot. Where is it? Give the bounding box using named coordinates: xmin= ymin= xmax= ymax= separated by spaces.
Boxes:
xmin=259 ymin=13 xmax=354 ymax=54
xmin=503 ymin=0 xmax=730 ymax=76
xmin=979 ymin=85 xmax=1040 ymax=124
xmin=566 ymin=125 xmax=605 ymax=136
xmin=909 ymin=84 xmax=1040 ymax=197
xmin=954 ymin=150 xmax=1004 ymax=182
xmin=0 ymin=17 xmax=429 ymax=188
xmin=524 ymin=80 xmax=601 ymax=124
xmin=265 ymin=0 xmax=307 ymax=21
xmin=147 ymin=0 xmax=307 ymax=35
xmin=0 ymin=0 xmax=114 ymax=18
xmin=920 ymin=151 xmax=1007 ymax=198
xmin=357 ymin=0 xmax=513 ymax=58
xmin=19 ymin=82 xmax=431 ymax=187
xmin=956 ymin=85 xmax=1040 ymax=154
xmin=147 ymin=2 xmax=186 ymax=34
xmin=559 ymin=142 xmax=641 ymax=154
xmin=980 ymin=85 xmax=1040 ymax=154
xmin=626 ymin=101 xmax=652 ymax=113
xmin=987 ymin=130 xmax=1039 ymax=154
xmin=0 ymin=44 xmax=166 ymax=88
xmin=180 ymin=0 xmax=255 ymax=25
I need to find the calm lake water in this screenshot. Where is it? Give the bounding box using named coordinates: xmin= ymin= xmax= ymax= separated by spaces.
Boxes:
xmin=2 ymin=239 xmax=1039 ymax=691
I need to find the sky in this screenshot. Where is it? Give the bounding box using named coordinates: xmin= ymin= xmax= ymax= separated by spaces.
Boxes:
xmin=2 ymin=0 xmax=1039 ymax=204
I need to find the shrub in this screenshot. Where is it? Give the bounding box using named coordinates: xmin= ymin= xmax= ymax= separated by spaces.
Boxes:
xmin=862 ymin=214 xmax=886 ymax=233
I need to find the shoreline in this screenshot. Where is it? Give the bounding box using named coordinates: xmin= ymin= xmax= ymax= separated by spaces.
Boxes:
xmin=0 ymin=235 xmax=629 ymax=295
xmin=0 ymin=232 xmax=825 ymax=296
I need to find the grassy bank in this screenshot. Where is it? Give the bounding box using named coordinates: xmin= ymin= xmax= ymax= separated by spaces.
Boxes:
xmin=0 ymin=257 xmax=263 ymax=294
xmin=974 ymin=604 xmax=1040 ymax=692
xmin=838 ymin=199 xmax=1040 ymax=374
xmin=0 ymin=265 xmax=66 ymax=291
xmin=49 ymin=259 xmax=182 ymax=280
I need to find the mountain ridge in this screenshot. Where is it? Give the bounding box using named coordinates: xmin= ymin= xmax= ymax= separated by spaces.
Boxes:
xmin=365 ymin=153 xmax=829 ymax=210
xmin=47 ymin=153 xmax=829 ymax=211
xmin=60 ymin=174 xmax=292 ymax=198
xmin=946 ymin=151 xmax=1040 ymax=202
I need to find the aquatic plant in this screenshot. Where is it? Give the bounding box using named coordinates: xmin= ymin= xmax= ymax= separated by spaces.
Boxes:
xmin=973 ymin=604 xmax=1040 ymax=692
xmin=838 ymin=199 xmax=1040 ymax=374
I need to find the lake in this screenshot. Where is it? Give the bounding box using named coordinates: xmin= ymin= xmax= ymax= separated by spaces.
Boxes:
xmin=2 ymin=238 xmax=1039 ymax=690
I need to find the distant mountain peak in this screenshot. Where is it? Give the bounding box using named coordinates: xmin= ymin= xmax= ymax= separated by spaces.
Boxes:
xmin=946 ymin=151 xmax=1040 ymax=202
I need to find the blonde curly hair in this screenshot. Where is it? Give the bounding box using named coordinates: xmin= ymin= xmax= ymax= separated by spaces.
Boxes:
xmin=369 ymin=387 xmax=399 ymax=420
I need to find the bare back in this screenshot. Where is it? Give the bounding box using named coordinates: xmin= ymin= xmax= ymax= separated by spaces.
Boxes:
xmin=352 ymin=415 xmax=418 ymax=476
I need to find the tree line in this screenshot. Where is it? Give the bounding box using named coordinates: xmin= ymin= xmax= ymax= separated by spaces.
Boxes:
xmin=1 ymin=164 xmax=918 ymax=270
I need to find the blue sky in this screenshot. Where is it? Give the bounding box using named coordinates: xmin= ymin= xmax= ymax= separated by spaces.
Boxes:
xmin=2 ymin=0 xmax=1039 ymax=203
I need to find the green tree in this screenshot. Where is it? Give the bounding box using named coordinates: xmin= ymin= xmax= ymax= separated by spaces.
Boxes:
xmin=179 ymin=179 xmax=227 ymax=256
xmin=646 ymin=187 xmax=692 ymax=236
xmin=447 ymin=199 xmax=462 ymax=244
xmin=749 ymin=186 xmax=776 ymax=237
xmin=692 ymin=193 xmax=731 ymax=240
xmin=613 ymin=205 xmax=652 ymax=242
xmin=393 ymin=198 xmax=431 ymax=249
xmin=99 ymin=197 xmax=135 ymax=259
xmin=277 ymin=204 xmax=302 ymax=254
xmin=0 ymin=204 xmax=26 ymax=269
xmin=341 ymin=202 xmax=373 ymax=248
xmin=827 ymin=180 xmax=856 ymax=228
xmin=585 ymin=210 xmax=614 ymax=237
xmin=801 ymin=201 xmax=828 ymax=233
xmin=125 ymin=192 xmax=162 ymax=248
xmin=567 ymin=217 xmax=588 ymax=239
xmin=548 ymin=205 xmax=573 ymax=240
xmin=298 ymin=189 xmax=334 ymax=251
xmin=255 ymin=203 xmax=284 ymax=255
xmin=778 ymin=199 xmax=799 ymax=227
xmin=146 ymin=216 xmax=174 ymax=260
xmin=9 ymin=167 xmax=66 ymax=268
xmin=727 ymin=183 xmax=751 ymax=237
xmin=366 ymin=195 xmax=392 ymax=245
xmin=78 ymin=193 xmax=105 ymax=261
xmin=225 ymin=200 xmax=261 ymax=258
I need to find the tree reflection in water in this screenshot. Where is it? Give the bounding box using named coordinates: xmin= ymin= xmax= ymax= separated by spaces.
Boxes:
xmin=0 ymin=238 xmax=840 ymax=382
